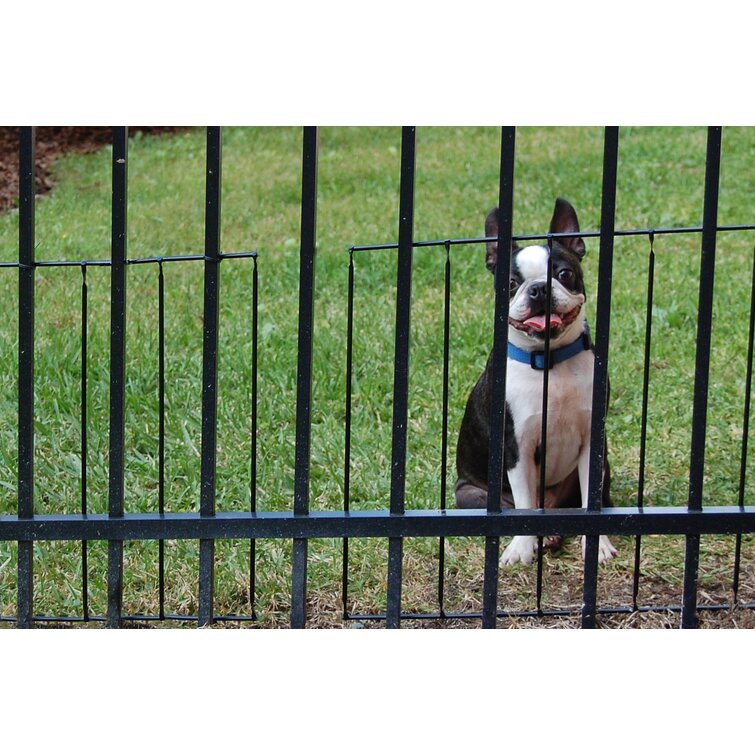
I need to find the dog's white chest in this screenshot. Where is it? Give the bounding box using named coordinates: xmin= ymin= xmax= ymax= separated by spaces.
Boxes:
xmin=506 ymin=350 xmax=594 ymax=485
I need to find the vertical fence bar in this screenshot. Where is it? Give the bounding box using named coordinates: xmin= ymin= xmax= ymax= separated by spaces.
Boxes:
xmin=158 ymin=261 xmax=166 ymax=619
xmin=107 ymin=126 xmax=128 ymax=629
xmin=637 ymin=235 xmax=656 ymax=510
xmin=633 ymin=233 xmax=655 ymax=610
xmin=535 ymin=254 xmax=554 ymax=614
xmin=482 ymin=126 xmax=516 ymax=629
xmin=682 ymin=126 xmax=722 ymax=629
xmin=291 ymin=126 xmax=319 ymax=629
xmin=198 ymin=127 xmax=222 ymax=627
xmin=538 ymin=254 xmax=554 ymax=514
xmin=81 ymin=264 xmax=89 ymax=621
xmin=581 ymin=126 xmax=619 ymax=629
xmin=437 ymin=241 xmax=452 ymax=616
xmin=738 ymin=245 xmax=755 ymax=510
xmin=342 ymin=248 xmax=355 ymax=618
xmin=17 ymin=127 xmax=35 ymax=628
xmin=733 ymin=243 xmax=755 ymax=603
xmin=249 ymin=255 xmax=258 ymax=619
xmin=386 ymin=126 xmax=416 ymax=629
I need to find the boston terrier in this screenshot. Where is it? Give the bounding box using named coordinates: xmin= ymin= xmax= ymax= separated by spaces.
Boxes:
xmin=454 ymin=198 xmax=618 ymax=566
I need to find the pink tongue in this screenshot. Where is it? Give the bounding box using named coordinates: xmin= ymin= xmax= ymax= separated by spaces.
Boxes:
xmin=524 ymin=313 xmax=563 ymax=331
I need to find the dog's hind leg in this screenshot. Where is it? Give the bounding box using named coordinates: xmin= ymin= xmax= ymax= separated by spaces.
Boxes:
xmin=454 ymin=480 xmax=488 ymax=508
xmin=454 ymin=479 xmax=514 ymax=509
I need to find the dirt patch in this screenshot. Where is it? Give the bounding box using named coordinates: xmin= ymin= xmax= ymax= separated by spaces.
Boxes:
xmin=0 ymin=127 xmax=187 ymax=212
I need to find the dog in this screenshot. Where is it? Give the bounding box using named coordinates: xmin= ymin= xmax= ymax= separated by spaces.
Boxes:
xmin=454 ymin=197 xmax=618 ymax=566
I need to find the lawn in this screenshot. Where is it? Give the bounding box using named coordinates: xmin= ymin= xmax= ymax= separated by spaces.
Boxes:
xmin=0 ymin=126 xmax=753 ymax=627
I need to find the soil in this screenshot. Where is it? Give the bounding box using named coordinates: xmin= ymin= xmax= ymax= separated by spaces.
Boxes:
xmin=0 ymin=127 xmax=187 ymax=212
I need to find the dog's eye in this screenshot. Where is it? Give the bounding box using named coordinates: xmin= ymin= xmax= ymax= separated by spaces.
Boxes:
xmin=557 ymin=269 xmax=574 ymax=284
xmin=509 ymin=278 xmax=520 ymax=292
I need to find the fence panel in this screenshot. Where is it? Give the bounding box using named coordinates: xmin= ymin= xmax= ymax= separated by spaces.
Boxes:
xmin=0 ymin=125 xmax=753 ymax=628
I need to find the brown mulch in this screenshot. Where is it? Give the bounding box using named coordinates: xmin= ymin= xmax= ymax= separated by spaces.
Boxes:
xmin=0 ymin=127 xmax=187 ymax=212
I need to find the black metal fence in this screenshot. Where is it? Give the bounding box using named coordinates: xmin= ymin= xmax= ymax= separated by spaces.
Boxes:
xmin=1 ymin=126 xmax=754 ymax=628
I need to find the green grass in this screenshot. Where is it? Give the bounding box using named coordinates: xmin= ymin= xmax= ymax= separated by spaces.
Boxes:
xmin=0 ymin=126 xmax=753 ymax=626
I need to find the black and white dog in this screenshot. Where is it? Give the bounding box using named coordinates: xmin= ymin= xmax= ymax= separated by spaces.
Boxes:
xmin=455 ymin=198 xmax=618 ymax=566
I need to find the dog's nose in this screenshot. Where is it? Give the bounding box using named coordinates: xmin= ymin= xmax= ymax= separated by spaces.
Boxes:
xmin=528 ymin=282 xmax=548 ymax=302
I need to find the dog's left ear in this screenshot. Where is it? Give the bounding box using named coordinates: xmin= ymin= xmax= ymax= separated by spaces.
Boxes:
xmin=485 ymin=207 xmax=519 ymax=274
xmin=485 ymin=207 xmax=499 ymax=273
xmin=549 ymin=197 xmax=586 ymax=259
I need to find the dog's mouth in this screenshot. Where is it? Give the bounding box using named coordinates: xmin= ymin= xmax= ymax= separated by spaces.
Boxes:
xmin=509 ymin=305 xmax=581 ymax=337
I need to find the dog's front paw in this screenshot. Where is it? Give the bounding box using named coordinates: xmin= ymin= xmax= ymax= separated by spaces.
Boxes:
xmin=500 ymin=535 xmax=538 ymax=566
xmin=581 ymin=535 xmax=618 ymax=563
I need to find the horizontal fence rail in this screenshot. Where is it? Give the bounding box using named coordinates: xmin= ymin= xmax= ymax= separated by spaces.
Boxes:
xmin=2 ymin=507 xmax=755 ymax=541
xmin=1 ymin=125 xmax=753 ymax=628
xmin=348 ymin=224 xmax=755 ymax=253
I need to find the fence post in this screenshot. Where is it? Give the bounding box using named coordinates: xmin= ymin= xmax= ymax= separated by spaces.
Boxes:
xmin=198 ymin=126 xmax=223 ymax=627
xmin=17 ymin=126 xmax=36 ymax=629
xmin=682 ymin=126 xmax=722 ymax=629
xmin=291 ymin=126 xmax=319 ymax=629
xmin=581 ymin=126 xmax=619 ymax=629
xmin=482 ymin=126 xmax=516 ymax=629
xmin=107 ymin=126 xmax=128 ymax=628
xmin=385 ymin=126 xmax=416 ymax=629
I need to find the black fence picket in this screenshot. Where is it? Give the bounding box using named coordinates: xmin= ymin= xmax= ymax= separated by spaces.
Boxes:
xmin=581 ymin=126 xmax=619 ymax=629
xmin=1 ymin=125 xmax=754 ymax=628
xmin=107 ymin=126 xmax=128 ymax=629
xmin=17 ymin=126 xmax=35 ymax=629
xmin=682 ymin=127 xmax=723 ymax=629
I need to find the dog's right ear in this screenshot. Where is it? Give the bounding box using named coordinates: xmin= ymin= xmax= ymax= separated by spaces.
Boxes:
xmin=485 ymin=207 xmax=518 ymax=274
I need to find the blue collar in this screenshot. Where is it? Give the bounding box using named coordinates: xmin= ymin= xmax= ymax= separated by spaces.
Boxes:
xmin=508 ymin=322 xmax=592 ymax=370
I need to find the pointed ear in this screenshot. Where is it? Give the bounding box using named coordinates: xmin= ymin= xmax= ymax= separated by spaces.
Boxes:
xmin=549 ymin=197 xmax=586 ymax=258
xmin=485 ymin=208 xmax=499 ymax=272
xmin=484 ymin=207 xmax=518 ymax=273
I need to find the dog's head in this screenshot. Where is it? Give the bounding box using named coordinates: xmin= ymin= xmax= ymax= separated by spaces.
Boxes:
xmin=485 ymin=198 xmax=587 ymax=347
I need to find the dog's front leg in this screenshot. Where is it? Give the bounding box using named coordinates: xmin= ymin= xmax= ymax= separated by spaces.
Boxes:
xmin=578 ymin=443 xmax=618 ymax=563
xmin=500 ymin=460 xmax=539 ymax=566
